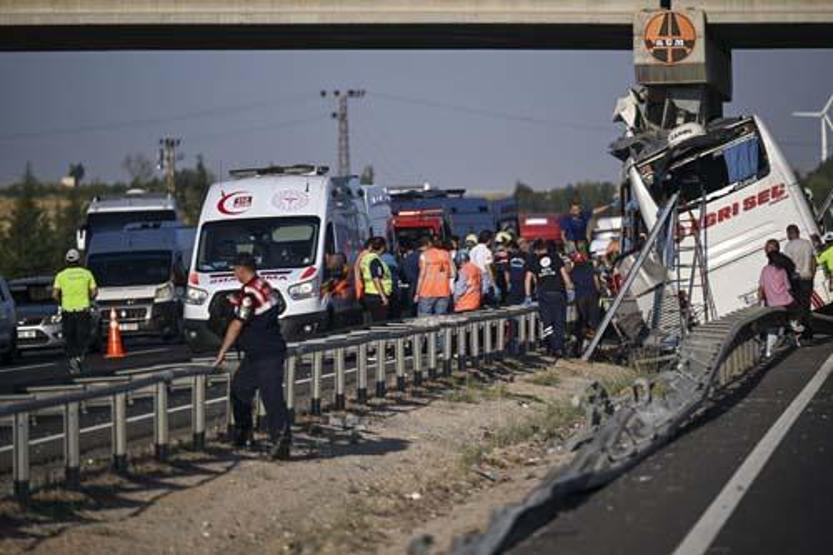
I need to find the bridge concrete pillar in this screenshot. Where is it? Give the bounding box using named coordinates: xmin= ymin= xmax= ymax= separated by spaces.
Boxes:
xmin=633 ymin=7 xmax=731 ymax=127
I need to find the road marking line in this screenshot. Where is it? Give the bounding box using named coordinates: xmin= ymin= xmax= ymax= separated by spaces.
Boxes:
xmin=673 ymin=351 xmax=833 ymax=555
xmin=0 ymin=362 xmax=55 ymax=373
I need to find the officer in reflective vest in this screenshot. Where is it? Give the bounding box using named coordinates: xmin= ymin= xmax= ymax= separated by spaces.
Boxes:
xmin=53 ymin=248 xmax=97 ymax=375
xmin=213 ymin=253 xmax=291 ymax=460
xmin=360 ymin=236 xmax=393 ymax=323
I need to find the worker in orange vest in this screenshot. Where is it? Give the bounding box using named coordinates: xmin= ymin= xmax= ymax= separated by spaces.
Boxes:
xmin=414 ymin=236 xmax=453 ymax=315
xmin=453 ymin=251 xmax=482 ymax=312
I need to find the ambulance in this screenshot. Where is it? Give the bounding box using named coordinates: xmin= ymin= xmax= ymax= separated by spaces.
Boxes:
xmin=183 ymin=165 xmax=376 ymax=351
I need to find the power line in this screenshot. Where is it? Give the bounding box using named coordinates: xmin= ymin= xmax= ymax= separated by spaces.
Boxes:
xmin=370 ymin=91 xmax=614 ymax=133
xmin=0 ymin=93 xmax=316 ymax=142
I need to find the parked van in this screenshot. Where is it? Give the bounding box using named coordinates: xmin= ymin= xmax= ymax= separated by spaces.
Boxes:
xmin=86 ymin=222 xmax=194 ymax=342
xmin=184 ymin=165 xmax=372 ymax=351
xmin=77 ymin=190 xmax=179 ymax=252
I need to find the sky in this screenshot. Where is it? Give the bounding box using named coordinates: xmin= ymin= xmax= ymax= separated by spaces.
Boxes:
xmin=0 ymin=49 xmax=831 ymax=193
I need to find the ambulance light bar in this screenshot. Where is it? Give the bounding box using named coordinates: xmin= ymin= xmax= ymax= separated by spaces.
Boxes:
xmin=229 ymin=164 xmax=329 ymax=178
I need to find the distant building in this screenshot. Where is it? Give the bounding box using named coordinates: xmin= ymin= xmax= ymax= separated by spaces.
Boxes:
xmin=60 ymin=176 xmax=77 ymax=188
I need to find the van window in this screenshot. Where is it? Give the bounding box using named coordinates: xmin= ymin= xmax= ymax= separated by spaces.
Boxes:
xmin=324 ymin=223 xmax=336 ymax=256
xmin=196 ymin=217 xmax=320 ymax=272
xmin=88 ymin=251 xmax=172 ymax=287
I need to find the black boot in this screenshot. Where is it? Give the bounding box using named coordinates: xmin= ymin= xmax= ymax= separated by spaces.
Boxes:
xmin=231 ymin=428 xmax=252 ymax=449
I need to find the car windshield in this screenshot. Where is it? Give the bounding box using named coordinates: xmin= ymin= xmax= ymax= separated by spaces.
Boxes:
xmin=88 ymin=251 xmax=172 ymax=287
xmin=196 ymin=217 xmax=320 ymax=272
xmin=11 ymin=284 xmax=56 ymax=306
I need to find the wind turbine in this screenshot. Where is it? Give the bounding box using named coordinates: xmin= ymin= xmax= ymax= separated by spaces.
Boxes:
xmin=793 ymin=93 xmax=833 ymax=163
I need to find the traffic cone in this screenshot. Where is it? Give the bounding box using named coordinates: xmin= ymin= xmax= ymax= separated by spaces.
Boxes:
xmin=104 ymin=308 xmax=126 ymax=359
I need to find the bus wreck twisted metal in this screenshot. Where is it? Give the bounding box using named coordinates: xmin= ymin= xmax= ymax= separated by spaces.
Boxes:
xmin=611 ymin=112 xmax=829 ymax=336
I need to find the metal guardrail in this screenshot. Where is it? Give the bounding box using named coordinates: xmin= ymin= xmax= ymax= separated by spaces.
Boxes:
xmin=0 ymin=305 xmax=541 ymax=504
xmin=458 ymin=305 xmax=791 ymax=554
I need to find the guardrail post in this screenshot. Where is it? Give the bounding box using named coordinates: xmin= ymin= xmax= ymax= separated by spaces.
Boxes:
xmin=412 ymin=332 xmax=424 ymax=387
xmin=484 ymin=318 xmax=494 ymax=364
xmin=375 ymin=337 xmax=387 ymax=398
xmin=469 ymin=320 xmax=480 ymax=368
xmin=112 ymin=392 xmax=128 ymax=472
xmin=191 ymin=373 xmax=206 ymax=451
xmin=13 ymin=412 xmax=29 ymax=505
xmin=517 ymin=312 xmax=527 ymax=356
xmin=527 ymin=311 xmax=537 ymax=351
xmin=443 ymin=325 xmax=453 ymax=377
xmin=335 ymin=347 xmax=346 ymax=410
xmin=395 ymin=336 xmax=407 ymax=391
xmin=357 ymin=340 xmax=368 ymax=404
xmin=286 ymin=355 xmax=296 ymax=424
xmin=154 ymin=381 xmax=169 ymax=461
xmin=427 ymin=329 xmax=438 ymax=380
xmin=457 ymin=321 xmax=468 ymax=372
xmin=64 ymin=402 xmax=81 ymax=489
xmin=311 ymin=350 xmax=323 ymax=415
xmin=496 ymin=317 xmax=506 ymax=361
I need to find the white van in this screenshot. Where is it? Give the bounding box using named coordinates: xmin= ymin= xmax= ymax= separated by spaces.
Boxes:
xmin=184 ymin=165 xmax=371 ymax=351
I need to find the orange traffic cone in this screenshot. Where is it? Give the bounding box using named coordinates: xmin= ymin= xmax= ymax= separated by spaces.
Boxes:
xmin=104 ymin=308 xmax=126 ymax=359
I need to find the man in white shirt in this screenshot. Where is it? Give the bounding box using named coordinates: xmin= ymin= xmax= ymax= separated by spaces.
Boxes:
xmin=469 ymin=230 xmax=495 ymax=304
xmin=783 ymin=224 xmax=816 ymax=339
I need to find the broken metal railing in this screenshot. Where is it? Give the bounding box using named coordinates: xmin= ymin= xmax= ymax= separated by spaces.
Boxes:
xmin=457 ymin=305 xmax=789 ymax=554
xmin=0 ymin=305 xmax=540 ymax=504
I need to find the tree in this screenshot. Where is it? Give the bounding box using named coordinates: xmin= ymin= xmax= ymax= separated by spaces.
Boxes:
xmin=174 ymin=155 xmax=214 ymax=225
xmin=52 ymin=187 xmax=85 ymax=269
xmin=122 ymin=153 xmax=155 ymax=187
xmin=68 ymin=163 xmax=85 ymax=184
xmin=0 ymin=168 xmax=55 ymax=278
xmin=360 ymin=165 xmax=375 ymax=185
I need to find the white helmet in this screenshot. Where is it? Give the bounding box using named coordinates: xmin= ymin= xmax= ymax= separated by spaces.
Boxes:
xmin=65 ymin=248 xmax=81 ymax=263
xmin=823 ymin=231 xmax=833 ymax=244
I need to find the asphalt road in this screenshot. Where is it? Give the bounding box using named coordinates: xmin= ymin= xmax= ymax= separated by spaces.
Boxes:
xmin=511 ymin=338 xmax=833 ymax=555
xmin=0 ymin=339 xmax=193 ymax=394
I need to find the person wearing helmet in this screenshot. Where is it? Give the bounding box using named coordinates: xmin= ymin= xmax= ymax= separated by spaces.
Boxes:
xmin=52 ymin=249 xmax=98 ymax=375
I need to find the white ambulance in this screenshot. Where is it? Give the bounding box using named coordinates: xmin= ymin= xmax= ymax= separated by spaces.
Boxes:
xmin=183 ymin=165 xmax=374 ymax=351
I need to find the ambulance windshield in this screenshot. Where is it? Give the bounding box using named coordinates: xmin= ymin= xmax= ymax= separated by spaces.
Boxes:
xmin=196 ymin=216 xmax=319 ymax=272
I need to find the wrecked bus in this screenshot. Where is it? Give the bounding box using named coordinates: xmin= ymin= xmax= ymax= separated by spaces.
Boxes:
xmin=614 ymin=116 xmax=829 ymax=322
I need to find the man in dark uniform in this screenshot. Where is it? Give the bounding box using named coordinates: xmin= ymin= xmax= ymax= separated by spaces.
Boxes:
xmin=525 ymin=239 xmax=575 ymax=358
xmin=213 ymin=253 xmax=291 ymax=460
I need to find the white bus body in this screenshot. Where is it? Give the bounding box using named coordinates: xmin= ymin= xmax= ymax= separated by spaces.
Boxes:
xmin=622 ymin=116 xmax=829 ymax=320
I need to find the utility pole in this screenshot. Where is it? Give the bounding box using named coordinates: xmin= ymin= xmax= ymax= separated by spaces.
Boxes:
xmin=321 ymin=89 xmax=365 ymax=176
xmin=157 ymin=137 xmax=182 ymax=195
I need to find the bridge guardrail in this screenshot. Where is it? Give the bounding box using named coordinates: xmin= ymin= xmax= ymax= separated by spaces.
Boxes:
xmin=0 ymin=304 xmax=540 ymax=504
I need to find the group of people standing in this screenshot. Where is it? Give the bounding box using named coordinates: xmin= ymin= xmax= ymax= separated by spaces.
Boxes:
xmin=353 ymin=227 xmax=603 ymax=360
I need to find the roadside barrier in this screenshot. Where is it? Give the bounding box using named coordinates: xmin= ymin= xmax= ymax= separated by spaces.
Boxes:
xmin=0 ymin=305 xmax=540 ymax=504
xmin=457 ymin=305 xmax=791 ymax=554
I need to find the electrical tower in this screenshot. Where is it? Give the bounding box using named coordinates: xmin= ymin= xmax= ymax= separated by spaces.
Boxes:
xmin=321 ymin=89 xmax=365 ymax=176
xmin=157 ymin=137 xmax=182 ymax=195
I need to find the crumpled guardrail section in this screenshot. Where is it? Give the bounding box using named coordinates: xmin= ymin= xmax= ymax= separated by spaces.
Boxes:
xmin=455 ymin=306 xmax=789 ymax=554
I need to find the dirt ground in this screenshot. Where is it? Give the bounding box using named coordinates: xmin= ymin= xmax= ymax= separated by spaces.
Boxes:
xmin=0 ymin=356 xmax=637 ymax=555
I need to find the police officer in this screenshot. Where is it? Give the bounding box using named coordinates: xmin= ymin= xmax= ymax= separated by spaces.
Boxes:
xmin=213 ymin=253 xmax=291 ymax=460
xmin=525 ymin=240 xmax=574 ymax=358
xmin=53 ymin=248 xmax=97 ymax=375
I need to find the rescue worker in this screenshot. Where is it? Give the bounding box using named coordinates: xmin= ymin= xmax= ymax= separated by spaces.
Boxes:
xmin=213 ymin=253 xmax=291 ymax=460
xmin=569 ymin=245 xmax=600 ymax=357
xmin=53 ymin=248 xmax=97 ymax=375
xmin=470 ymin=230 xmax=497 ymax=305
xmin=525 ymin=239 xmax=574 ymax=358
xmin=816 ymin=231 xmax=833 ymax=291
xmin=493 ymin=231 xmax=512 ymax=304
xmin=353 ymin=238 xmax=373 ymax=323
xmin=453 ymin=251 xmax=482 ymax=312
xmin=504 ymin=240 xmax=528 ymax=306
xmin=360 ymin=237 xmax=393 ymax=322
xmin=414 ymin=236 xmax=452 ymax=315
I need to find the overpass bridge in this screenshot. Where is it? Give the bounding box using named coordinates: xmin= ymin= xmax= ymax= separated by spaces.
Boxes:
xmin=1 ymin=0 xmax=833 ymax=50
